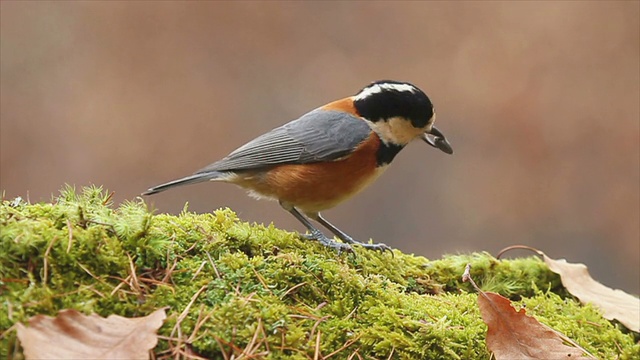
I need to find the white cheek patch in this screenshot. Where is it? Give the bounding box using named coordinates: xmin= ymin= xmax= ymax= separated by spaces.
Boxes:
xmin=355 ymin=83 xmax=417 ymax=101
xmin=365 ymin=117 xmax=427 ymax=145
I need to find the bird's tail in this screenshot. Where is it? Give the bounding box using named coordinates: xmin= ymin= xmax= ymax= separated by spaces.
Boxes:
xmin=141 ymin=172 xmax=224 ymax=195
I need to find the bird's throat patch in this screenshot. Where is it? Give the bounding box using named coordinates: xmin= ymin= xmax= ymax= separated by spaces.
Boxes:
xmin=375 ymin=140 xmax=403 ymax=166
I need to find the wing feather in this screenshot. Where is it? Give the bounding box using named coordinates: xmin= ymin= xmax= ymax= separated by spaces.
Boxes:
xmin=196 ymin=109 xmax=371 ymax=173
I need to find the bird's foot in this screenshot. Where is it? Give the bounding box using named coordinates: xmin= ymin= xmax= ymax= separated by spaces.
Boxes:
xmin=350 ymin=240 xmax=393 ymax=256
xmin=336 ymin=234 xmax=394 ymax=255
xmin=301 ymin=232 xmax=354 ymax=254
xmin=356 ymin=241 xmax=393 ymax=255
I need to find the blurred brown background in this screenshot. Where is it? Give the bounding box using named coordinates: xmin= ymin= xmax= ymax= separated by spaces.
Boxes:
xmin=1 ymin=2 xmax=638 ymax=293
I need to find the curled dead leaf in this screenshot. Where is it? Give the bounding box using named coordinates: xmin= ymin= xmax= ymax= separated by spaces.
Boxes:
xmin=543 ymin=255 xmax=640 ymax=333
xmin=498 ymin=245 xmax=640 ymax=333
xmin=462 ymin=264 xmax=593 ymax=360
xmin=16 ymin=307 xmax=167 ymax=360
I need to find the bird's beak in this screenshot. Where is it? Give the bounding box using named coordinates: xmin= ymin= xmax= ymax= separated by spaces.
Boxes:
xmin=422 ymin=126 xmax=453 ymax=154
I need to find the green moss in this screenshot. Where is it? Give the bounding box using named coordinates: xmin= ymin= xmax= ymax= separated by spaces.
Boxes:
xmin=1 ymin=186 xmax=638 ymax=359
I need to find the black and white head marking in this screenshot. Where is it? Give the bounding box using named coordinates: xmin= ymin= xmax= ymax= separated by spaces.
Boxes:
xmin=354 ymin=80 xmax=436 ymax=146
xmin=354 ymin=82 xmax=419 ymax=101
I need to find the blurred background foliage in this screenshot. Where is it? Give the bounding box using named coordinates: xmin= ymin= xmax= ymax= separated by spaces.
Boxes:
xmin=1 ymin=2 xmax=638 ymax=293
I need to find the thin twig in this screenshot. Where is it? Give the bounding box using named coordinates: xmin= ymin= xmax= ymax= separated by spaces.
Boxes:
xmin=251 ymin=267 xmax=274 ymax=296
xmin=324 ymin=333 xmax=362 ymax=359
xmin=127 ymin=253 xmax=143 ymax=297
xmin=205 ymin=251 xmax=222 ymax=279
xmin=280 ymin=282 xmax=307 ymax=299
xmin=495 ymin=245 xmax=543 ymax=259
xmin=43 ymin=236 xmax=58 ymax=285
xmin=191 ymin=261 xmax=207 ymax=281
xmin=171 ymin=284 xmax=209 ymax=358
xmin=66 ymin=219 xmax=73 ymax=253
xmin=313 ymin=330 xmax=322 ymax=360
xmin=162 ymin=257 xmax=179 ymax=284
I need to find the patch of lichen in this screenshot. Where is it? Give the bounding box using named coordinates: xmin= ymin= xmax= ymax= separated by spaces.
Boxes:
xmin=1 ymin=186 xmax=638 ymax=359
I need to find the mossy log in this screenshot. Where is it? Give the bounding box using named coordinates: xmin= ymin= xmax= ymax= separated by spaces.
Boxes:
xmin=1 ymin=186 xmax=638 ymax=359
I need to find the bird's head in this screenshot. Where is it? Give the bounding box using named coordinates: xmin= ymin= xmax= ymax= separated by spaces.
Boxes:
xmin=353 ymin=80 xmax=453 ymax=154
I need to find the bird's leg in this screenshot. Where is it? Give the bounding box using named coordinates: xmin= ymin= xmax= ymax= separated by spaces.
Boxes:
xmin=279 ymin=201 xmax=353 ymax=254
xmin=310 ymin=212 xmax=393 ymax=254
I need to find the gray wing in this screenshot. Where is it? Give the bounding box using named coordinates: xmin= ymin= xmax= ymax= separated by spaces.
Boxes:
xmin=196 ymin=109 xmax=371 ymax=173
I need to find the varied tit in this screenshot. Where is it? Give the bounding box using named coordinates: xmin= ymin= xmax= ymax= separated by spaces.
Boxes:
xmin=143 ymin=80 xmax=453 ymax=253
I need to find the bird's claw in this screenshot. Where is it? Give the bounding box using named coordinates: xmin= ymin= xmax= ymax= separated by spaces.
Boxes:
xmin=301 ymin=233 xmax=354 ymax=254
xmin=335 ymin=233 xmax=394 ymax=256
xmin=358 ymin=242 xmax=394 ymax=256
xmin=302 ymin=232 xmax=393 ymax=256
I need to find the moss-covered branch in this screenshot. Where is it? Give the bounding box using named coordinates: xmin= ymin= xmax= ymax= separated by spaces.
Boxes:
xmin=1 ymin=186 xmax=637 ymax=359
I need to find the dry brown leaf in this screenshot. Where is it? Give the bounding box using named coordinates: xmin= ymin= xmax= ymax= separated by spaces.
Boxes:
xmin=479 ymin=291 xmax=590 ymax=360
xmin=17 ymin=308 xmax=166 ymax=360
xmin=542 ymin=254 xmax=640 ymax=333
xmin=462 ymin=264 xmax=593 ymax=360
xmin=497 ymin=245 xmax=640 ymax=333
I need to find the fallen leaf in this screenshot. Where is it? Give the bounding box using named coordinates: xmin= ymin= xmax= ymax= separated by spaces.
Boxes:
xmin=462 ymin=264 xmax=593 ymax=360
xmin=543 ymin=254 xmax=640 ymax=333
xmin=17 ymin=308 xmax=166 ymax=360
xmin=479 ymin=291 xmax=591 ymax=359
xmin=497 ymin=245 xmax=640 ymax=333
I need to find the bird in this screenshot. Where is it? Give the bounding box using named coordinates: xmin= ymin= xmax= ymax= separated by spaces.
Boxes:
xmin=142 ymin=80 xmax=453 ymax=253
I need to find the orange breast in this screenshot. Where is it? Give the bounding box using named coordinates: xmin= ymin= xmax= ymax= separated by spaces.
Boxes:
xmin=232 ymin=133 xmax=383 ymax=213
